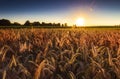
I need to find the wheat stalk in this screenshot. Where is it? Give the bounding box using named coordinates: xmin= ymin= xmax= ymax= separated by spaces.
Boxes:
xmin=34 ymin=60 xmax=46 ymax=79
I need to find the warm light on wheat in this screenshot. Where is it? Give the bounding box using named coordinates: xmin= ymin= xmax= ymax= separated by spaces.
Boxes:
xmin=0 ymin=28 xmax=120 ymax=79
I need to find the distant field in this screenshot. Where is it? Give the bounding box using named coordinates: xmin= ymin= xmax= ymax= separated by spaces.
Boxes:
xmin=0 ymin=28 xmax=120 ymax=79
xmin=0 ymin=25 xmax=120 ymax=29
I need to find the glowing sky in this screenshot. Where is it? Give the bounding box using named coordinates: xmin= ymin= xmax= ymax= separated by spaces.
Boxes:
xmin=0 ymin=0 xmax=120 ymax=26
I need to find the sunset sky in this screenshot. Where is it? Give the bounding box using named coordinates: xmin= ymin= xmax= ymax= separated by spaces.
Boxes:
xmin=0 ymin=0 xmax=120 ymax=26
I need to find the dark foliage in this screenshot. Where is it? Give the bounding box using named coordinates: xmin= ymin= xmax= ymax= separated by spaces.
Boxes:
xmin=0 ymin=19 xmax=11 ymax=26
xmin=12 ymin=22 xmax=21 ymax=26
xmin=32 ymin=22 xmax=41 ymax=26
xmin=24 ymin=20 xmax=31 ymax=26
xmin=0 ymin=19 xmax=67 ymax=27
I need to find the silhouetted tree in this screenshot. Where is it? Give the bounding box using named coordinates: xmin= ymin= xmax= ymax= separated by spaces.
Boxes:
xmin=41 ymin=22 xmax=45 ymax=26
xmin=61 ymin=23 xmax=67 ymax=27
xmin=32 ymin=22 xmax=40 ymax=26
xmin=12 ymin=22 xmax=21 ymax=26
xmin=48 ymin=23 xmax=52 ymax=26
xmin=55 ymin=23 xmax=60 ymax=27
xmin=64 ymin=23 xmax=67 ymax=27
xmin=24 ymin=20 xmax=31 ymax=26
xmin=62 ymin=24 xmax=64 ymax=27
xmin=0 ymin=19 xmax=11 ymax=26
xmin=53 ymin=23 xmax=56 ymax=26
xmin=0 ymin=19 xmax=67 ymax=28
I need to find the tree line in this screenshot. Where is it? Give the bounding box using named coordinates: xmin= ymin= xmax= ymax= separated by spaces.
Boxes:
xmin=0 ymin=19 xmax=68 ymax=27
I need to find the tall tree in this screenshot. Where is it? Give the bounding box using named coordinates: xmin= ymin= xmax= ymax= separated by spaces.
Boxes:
xmin=0 ymin=19 xmax=11 ymax=26
xmin=24 ymin=20 xmax=31 ymax=26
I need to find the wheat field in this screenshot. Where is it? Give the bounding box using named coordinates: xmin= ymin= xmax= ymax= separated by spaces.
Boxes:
xmin=0 ymin=28 xmax=120 ymax=79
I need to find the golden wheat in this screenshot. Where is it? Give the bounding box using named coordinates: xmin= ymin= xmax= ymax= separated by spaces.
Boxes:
xmin=0 ymin=28 xmax=120 ymax=79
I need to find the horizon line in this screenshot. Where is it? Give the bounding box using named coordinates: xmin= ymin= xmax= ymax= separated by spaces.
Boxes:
xmin=0 ymin=18 xmax=120 ymax=26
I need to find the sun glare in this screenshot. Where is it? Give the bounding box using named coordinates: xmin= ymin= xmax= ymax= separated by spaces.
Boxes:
xmin=76 ymin=18 xmax=85 ymax=26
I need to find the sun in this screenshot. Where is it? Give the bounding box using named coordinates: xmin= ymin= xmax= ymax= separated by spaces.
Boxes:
xmin=75 ymin=18 xmax=85 ymax=26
